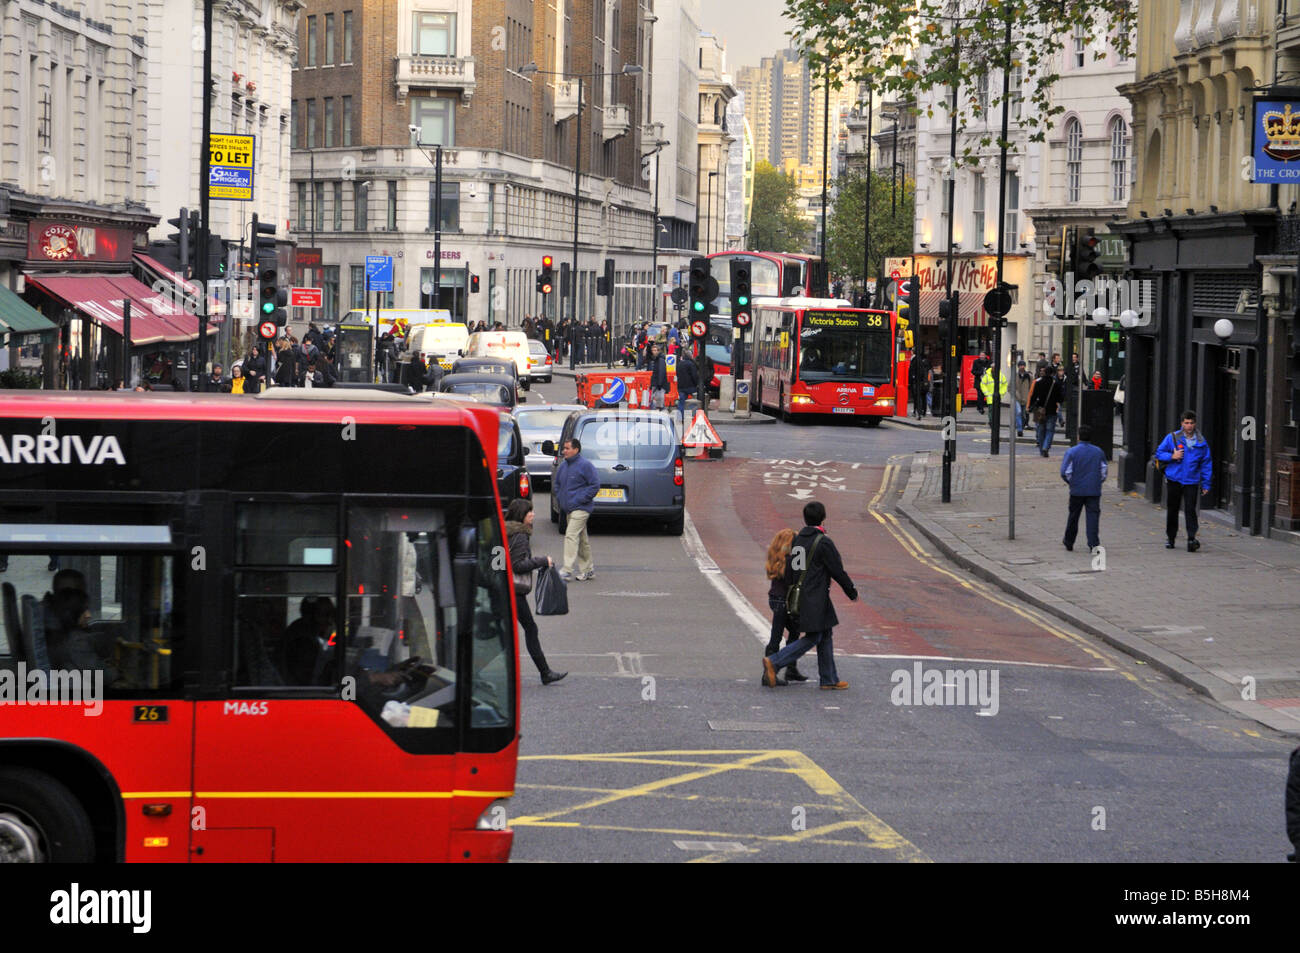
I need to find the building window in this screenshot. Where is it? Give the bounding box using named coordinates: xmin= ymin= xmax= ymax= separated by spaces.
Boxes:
xmin=1073 ymin=24 xmax=1086 ymax=68
xmin=414 ymin=12 xmax=455 ymax=56
xmin=322 ymin=265 xmax=339 ymax=322
xmin=354 ymin=181 xmax=368 ymax=230
xmin=1066 ymin=118 xmax=1082 ymax=204
xmin=324 ymin=13 xmax=335 ymax=65
xmin=412 ymin=97 xmax=454 ymax=146
xmin=1110 ymin=117 xmax=1129 ymax=203
xmin=350 ymin=264 xmax=365 ymax=308
xmin=971 ymin=172 xmax=985 ymax=245
xmin=297 ymin=181 xmax=307 ymax=231
xmin=1009 ymin=67 xmax=1023 ymax=121
xmin=307 ymin=98 xmax=317 ymax=147
xmin=976 ymin=73 xmax=988 ymax=117
xmin=1003 ymin=172 xmax=1020 ymax=253
xmin=323 ymin=97 xmax=334 ymax=146
xmin=387 ymin=180 xmax=398 ymax=230
xmin=292 ymin=100 xmax=300 ymax=147
xmin=306 ymin=16 xmax=317 ymax=67
xmin=1115 ymin=20 xmax=1130 ymax=63
xmin=315 ymin=181 xmax=326 ymax=232
xmin=343 ymin=11 xmax=354 ymax=63
xmin=342 ymin=96 xmax=353 ymax=145
xmin=428 ymin=181 xmax=460 ymax=231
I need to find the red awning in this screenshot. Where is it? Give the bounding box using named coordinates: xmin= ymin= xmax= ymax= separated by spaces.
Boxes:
xmin=24 ymin=273 xmax=205 ymax=345
xmin=917 ymin=289 xmax=989 ymax=327
xmin=134 ymin=254 xmax=226 ymax=317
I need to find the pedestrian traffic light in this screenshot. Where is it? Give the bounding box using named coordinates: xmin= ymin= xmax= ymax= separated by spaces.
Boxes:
xmin=470 ymin=273 xmax=480 ymax=293
xmin=166 ymin=207 xmax=191 ymax=272
xmin=688 ymin=256 xmax=715 ymax=318
xmin=537 ymin=255 xmax=554 ymax=295
xmin=1076 ymin=226 xmax=1101 ymax=280
xmin=729 ymin=258 xmax=751 ymax=327
xmin=596 ymin=258 xmax=615 ymax=297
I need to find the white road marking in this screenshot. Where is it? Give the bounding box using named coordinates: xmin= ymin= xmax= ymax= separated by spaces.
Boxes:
xmin=681 ymin=510 xmax=770 ymax=644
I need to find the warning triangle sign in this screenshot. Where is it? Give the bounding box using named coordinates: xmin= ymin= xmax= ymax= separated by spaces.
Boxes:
xmin=682 ymin=409 xmax=724 ymax=448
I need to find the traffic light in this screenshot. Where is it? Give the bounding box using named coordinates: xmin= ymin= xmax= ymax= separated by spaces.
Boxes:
xmin=729 ymin=258 xmax=751 ymax=327
xmin=897 ymin=277 xmax=917 ymax=323
xmin=596 ymin=258 xmax=615 ymax=297
xmin=688 ymin=257 xmax=717 ymax=318
xmin=560 ymin=261 xmax=571 ymax=298
xmin=253 ymin=217 xmax=287 ymax=326
xmin=1044 ymin=228 xmax=1066 ymax=278
xmin=536 ymin=255 xmax=554 ymax=295
xmin=938 ymin=294 xmax=956 ymax=340
xmin=166 ymin=207 xmax=191 ymax=272
xmin=206 ymin=234 xmax=229 ymax=280
xmin=1075 ymin=226 xmax=1101 ymax=280
xmin=470 ymin=273 xmax=480 ymax=293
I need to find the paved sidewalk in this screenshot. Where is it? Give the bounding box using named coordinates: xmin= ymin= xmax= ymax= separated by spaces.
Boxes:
xmin=896 ymin=449 xmax=1300 ymax=734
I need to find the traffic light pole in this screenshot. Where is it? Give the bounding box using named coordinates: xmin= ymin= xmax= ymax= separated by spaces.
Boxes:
xmin=196 ymin=0 xmax=214 ymax=392
xmin=942 ymin=32 xmax=959 ymax=505
xmin=990 ymin=7 xmax=1012 ymax=456
xmin=570 ymin=76 xmax=583 ymax=371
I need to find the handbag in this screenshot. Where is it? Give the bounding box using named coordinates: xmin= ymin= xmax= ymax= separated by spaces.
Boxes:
xmin=513 ymin=569 xmax=533 ymax=595
xmin=785 ymin=534 xmax=823 ymax=619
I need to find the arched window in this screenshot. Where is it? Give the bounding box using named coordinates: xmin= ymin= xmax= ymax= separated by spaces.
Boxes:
xmin=1066 ymin=118 xmax=1083 ymax=203
xmin=1110 ymin=117 xmax=1129 ymax=203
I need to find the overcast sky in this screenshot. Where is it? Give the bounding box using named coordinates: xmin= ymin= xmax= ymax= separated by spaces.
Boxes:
xmin=697 ymin=0 xmax=798 ymax=73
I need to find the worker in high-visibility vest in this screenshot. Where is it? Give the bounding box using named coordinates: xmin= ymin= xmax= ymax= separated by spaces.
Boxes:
xmin=980 ymin=364 xmax=1009 ymax=435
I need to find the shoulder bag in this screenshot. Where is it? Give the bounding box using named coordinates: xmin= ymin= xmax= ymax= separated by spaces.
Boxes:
xmin=785 ymin=534 xmax=824 ymax=618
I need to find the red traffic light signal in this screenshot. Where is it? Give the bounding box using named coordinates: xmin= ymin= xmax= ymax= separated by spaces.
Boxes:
xmin=542 ymin=255 xmax=553 ymax=269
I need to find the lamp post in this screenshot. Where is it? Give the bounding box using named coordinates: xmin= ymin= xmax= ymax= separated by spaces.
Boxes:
xmin=413 ymin=135 xmax=445 ymax=311
xmin=862 ymin=80 xmax=873 ymax=307
xmin=520 ymin=61 xmax=643 ymax=369
xmin=644 ymin=138 xmax=671 ymax=323
xmin=706 ymin=171 xmax=718 ymax=253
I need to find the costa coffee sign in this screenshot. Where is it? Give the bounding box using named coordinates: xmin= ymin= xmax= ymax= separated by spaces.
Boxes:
xmin=29 ymin=221 xmax=136 ymax=264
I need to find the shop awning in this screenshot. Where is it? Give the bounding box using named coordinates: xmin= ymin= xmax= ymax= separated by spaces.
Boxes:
xmin=134 ymin=254 xmax=226 ymax=318
xmin=917 ymin=289 xmax=990 ymax=327
xmin=0 ymin=284 xmax=57 ymax=339
xmin=24 ymin=274 xmax=205 ymax=345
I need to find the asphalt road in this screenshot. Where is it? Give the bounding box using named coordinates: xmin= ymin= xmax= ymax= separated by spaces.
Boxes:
xmin=508 ymin=378 xmax=1293 ymax=863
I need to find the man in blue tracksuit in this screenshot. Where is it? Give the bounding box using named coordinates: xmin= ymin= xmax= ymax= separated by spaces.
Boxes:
xmin=1155 ymin=409 xmax=1213 ymax=552
xmin=1060 ymin=423 xmax=1108 ymax=552
xmin=553 ymin=437 xmax=599 ymax=580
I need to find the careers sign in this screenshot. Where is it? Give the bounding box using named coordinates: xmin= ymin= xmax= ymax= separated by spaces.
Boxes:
xmin=209 ymin=134 xmax=255 ymax=200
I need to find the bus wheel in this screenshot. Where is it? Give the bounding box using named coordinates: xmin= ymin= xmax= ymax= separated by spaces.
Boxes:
xmin=863 ymin=417 xmax=882 ymax=428
xmin=0 ymin=767 xmax=94 ymax=863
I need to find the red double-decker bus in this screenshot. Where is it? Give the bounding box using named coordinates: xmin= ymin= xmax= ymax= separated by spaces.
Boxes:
xmin=746 ymin=302 xmax=905 ymax=424
xmin=0 ymin=390 xmax=518 ymax=862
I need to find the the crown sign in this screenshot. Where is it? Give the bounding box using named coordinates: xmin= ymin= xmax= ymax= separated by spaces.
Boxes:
xmin=1263 ymin=103 xmax=1300 ymax=158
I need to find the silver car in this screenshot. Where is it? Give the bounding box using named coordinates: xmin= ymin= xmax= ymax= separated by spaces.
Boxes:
xmin=514 ymin=404 xmax=584 ymax=486
xmin=526 ymin=339 xmax=554 ymax=383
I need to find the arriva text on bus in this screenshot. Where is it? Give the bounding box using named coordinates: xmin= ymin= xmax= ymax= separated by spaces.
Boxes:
xmin=0 ymin=434 xmax=126 ymax=466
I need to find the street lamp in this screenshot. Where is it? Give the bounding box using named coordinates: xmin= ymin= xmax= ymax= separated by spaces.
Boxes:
xmin=412 ymin=131 xmax=445 ymax=313
xmin=1214 ymin=318 xmax=1234 ymax=339
xmin=1119 ymin=308 xmax=1140 ymax=329
xmin=643 ymin=138 xmax=671 ymax=323
xmin=518 ymin=61 xmax=643 ymax=369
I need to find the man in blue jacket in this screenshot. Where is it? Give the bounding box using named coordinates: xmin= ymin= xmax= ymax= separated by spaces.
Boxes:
xmin=553 ymin=437 xmax=599 ymax=580
xmin=1060 ymin=423 xmax=1108 ymax=552
xmin=1155 ymin=410 xmax=1213 ymax=552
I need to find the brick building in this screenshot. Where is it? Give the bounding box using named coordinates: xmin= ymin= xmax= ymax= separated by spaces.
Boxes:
xmin=290 ymin=0 xmax=657 ymax=333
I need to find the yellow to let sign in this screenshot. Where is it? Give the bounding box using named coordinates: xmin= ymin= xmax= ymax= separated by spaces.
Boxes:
xmin=209 ymin=134 xmax=254 ymax=168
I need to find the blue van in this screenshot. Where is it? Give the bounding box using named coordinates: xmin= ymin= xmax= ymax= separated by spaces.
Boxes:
xmin=546 ymin=410 xmax=685 ymax=535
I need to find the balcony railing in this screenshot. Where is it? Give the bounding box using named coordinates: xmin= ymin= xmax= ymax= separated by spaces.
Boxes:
xmin=1277 ymin=212 xmax=1300 ymax=254
xmin=395 ymin=54 xmax=477 ymax=102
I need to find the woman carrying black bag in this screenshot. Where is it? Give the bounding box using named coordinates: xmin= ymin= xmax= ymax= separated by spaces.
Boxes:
xmin=505 ymin=499 xmax=567 ymax=685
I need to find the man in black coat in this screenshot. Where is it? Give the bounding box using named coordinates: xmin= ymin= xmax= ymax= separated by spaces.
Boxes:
xmin=243 ymin=345 xmax=267 ymax=394
xmin=675 ymin=349 xmax=701 ymax=424
xmin=762 ymin=501 xmax=858 ymax=690
xmin=971 ymin=352 xmax=991 ymax=414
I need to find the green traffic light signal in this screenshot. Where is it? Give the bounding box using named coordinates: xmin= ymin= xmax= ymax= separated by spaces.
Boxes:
xmin=693 ymin=301 xmax=704 ymax=312
xmin=737 ymin=295 xmax=748 ymax=306
xmin=262 ymin=301 xmax=274 ymax=314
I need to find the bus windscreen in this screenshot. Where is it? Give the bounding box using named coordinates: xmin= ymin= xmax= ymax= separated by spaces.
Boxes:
xmin=798 ymin=311 xmax=892 ymax=383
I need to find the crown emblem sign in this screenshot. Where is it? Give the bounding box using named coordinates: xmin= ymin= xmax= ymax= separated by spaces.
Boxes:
xmin=1262 ymin=103 xmax=1300 ymax=161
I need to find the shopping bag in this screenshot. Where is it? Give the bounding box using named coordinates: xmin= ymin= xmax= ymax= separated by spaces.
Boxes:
xmin=534 ymin=565 xmax=570 ymax=616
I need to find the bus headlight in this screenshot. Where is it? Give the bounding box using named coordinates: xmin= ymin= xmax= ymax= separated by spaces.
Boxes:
xmin=791 ymin=394 xmax=815 ymax=405
xmin=475 ymin=800 xmax=512 ymax=831
xmin=874 ymin=398 xmax=894 ymax=408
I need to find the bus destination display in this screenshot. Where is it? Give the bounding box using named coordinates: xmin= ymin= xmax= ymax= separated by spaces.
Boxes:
xmin=804 ymin=311 xmax=888 ymax=329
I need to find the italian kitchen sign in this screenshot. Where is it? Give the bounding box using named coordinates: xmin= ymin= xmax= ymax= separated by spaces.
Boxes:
xmin=913 ymin=255 xmax=1006 ymax=296
xmin=28 ymin=222 xmax=135 ymax=264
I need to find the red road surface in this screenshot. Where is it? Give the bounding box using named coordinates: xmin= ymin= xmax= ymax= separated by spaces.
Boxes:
xmin=689 ymin=456 xmax=1100 ymax=669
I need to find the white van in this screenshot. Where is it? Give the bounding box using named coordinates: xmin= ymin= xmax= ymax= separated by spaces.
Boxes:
xmin=405 ymin=322 xmax=470 ymax=369
xmin=341 ymin=308 xmax=452 ymax=338
xmin=465 ymin=330 xmax=531 ymax=378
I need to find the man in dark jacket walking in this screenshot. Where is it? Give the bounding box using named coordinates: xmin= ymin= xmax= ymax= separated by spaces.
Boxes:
xmin=761 ymin=501 xmax=858 ymax=690
xmin=1027 ymin=365 xmax=1063 ymax=457
xmin=1060 ymin=423 xmax=1108 ymax=552
xmin=553 ymin=437 xmax=599 ymax=581
xmin=675 ymin=349 xmax=701 ymax=424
